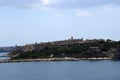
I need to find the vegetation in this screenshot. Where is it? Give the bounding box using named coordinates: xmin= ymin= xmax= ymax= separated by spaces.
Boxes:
xmin=10 ymin=39 xmax=120 ymax=59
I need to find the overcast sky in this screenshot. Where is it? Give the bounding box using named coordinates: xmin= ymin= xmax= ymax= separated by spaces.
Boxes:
xmin=0 ymin=0 xmax=120 ymax=46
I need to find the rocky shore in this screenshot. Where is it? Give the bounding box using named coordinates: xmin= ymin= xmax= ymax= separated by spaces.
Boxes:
xmin=0 ymin=57 xmax=112 ymax=63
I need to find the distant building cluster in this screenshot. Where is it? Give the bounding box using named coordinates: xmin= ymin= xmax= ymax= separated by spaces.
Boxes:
xmin=19 ymin=37 xmax=84 ymax=52
xmin=16 ymin=37 xmax=111 ymax=52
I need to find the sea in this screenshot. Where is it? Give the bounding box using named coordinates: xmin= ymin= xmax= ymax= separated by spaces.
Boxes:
xmin=0 ymin=52 xmax=120 ymax=80
xmin=0 ymin=52 xmax=10 ymax=60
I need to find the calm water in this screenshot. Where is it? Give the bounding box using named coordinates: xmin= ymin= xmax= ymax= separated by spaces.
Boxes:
xmin=0 ymin=52 xmax=10 ymax=60
xmin=0 ymin=61 xmax=120 ymax=80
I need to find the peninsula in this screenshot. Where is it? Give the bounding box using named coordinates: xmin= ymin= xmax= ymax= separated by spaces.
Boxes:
xmin=6 ymin=37 xmax=120 ymax=61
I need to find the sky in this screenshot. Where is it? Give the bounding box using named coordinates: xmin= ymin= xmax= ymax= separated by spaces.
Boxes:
xmin=0 ymin=0 xmax=120 ymax=46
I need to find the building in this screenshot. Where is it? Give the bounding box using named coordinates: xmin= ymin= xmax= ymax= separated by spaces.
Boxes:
xmin=24 ymin=44 xmax=34 ymax=52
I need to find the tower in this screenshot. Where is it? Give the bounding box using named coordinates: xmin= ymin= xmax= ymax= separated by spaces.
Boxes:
xmin=71 ymin=36 xmax=74 ymax=40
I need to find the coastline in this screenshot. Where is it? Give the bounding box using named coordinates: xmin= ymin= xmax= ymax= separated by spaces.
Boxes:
xmin=0 ymin=57 xmax=112 ymax=63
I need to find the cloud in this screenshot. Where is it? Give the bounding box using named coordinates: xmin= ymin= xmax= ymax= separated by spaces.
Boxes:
xmin=42 ymin=0 xmax=50 ymax=5
xmin=0 ymin=0 xmax=57 ymax=9
xmin=76 ymin=10 xmax=94 ymax=17
xmin=0 ymin=0 xmax=120 ymax=9
xmin=42 ymin=0 xmax=56 ymax=5
xmin=0 ymin=0 xmax=42 ymax=8
xmin=105 ymin=4 xmax=120 ymax=14
xmin=47 ymin=0 xmax=120 ymax=9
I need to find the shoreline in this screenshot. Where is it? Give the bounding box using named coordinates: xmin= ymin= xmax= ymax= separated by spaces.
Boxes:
xmin=0 ymin=57 xmax=112 ymax=63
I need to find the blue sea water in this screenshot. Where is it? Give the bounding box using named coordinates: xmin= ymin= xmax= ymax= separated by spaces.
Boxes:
xmin=0 ymin=60 xmax=120 ymax=80
xmin=0 ymin=52 xmax=9 ymax=60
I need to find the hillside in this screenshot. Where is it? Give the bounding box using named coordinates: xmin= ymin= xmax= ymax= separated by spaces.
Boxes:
xmin=8 ymin=38 xmax=120 ymax=60
xmin=0 ymin=47 xmax=16 ymax=52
